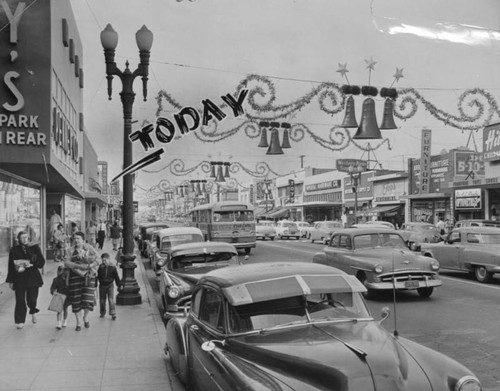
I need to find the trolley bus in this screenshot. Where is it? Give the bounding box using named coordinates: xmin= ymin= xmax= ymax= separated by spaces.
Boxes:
xmin=188 ymin=201 xmax=256 ymax=254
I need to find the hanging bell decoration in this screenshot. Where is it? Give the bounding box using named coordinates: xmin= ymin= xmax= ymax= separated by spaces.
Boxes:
xmin=224 ymin=162 xmax=231 ymax=178
xmin=341 ymin=95 xmax=358 ymax=128
xmin=281 ymin=122 xmax=291 ymax=149
xmin=210 ymin=161 xmax=216 ymax=178
xmin=190 ymin=181 xmax=196 ymax=192
xmin=258 ymin=121 xmax=269 ymax=148
xmin=196 ymin=182 xmax=202 ymax=196
xmin=215 ymin=164 xmax=225 ymax=182
xmin=266 ymin=122 xmax=284 ymax=155
xmin=353 ymin=98 xmax=382 ymax=140
xmin=380 ymin=98 xmax=397 ymax=130
xmin=201 ymin=181 xmax=206 ymax=193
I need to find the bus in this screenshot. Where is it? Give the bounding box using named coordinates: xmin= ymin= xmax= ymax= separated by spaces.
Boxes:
xmin=188 ymin=201 xmax=256 ymax=254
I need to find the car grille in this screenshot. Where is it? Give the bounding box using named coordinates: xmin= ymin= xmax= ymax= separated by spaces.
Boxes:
xmin=379 ymin=271 xmax=437 ymax=282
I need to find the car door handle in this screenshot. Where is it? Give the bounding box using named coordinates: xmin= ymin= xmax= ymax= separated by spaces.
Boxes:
xmin=190 ymin=325 xmax=199 ymax=331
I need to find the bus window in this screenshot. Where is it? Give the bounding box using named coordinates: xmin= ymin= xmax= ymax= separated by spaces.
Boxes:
xmin=217 ymin=211 xmax=235 ymax=222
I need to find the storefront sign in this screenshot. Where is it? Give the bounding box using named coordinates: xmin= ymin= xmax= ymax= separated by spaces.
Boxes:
xmin=411 ymin=154 xmax=451 ymax=193
xmin=454 ymin=151 xmax=485 ymax=178
xmin=336 ymin=159 xmax=368 ymax=173
xmin=305 ymin=180 xmax=341 ymax=192
xmin=419 ymin=128 xmax=432 ymax=193
xmin=1 ymin=0 xmax=51 ymax=161
xmin=483 ymin=122 xmax=500 ymax=161
xmin=455 ymin=188 xmax=482 ymax=210
xmin=373 ymin=179 xmax=406 ymax=203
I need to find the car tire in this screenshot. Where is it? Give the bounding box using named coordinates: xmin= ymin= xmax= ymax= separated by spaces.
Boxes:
xmin=308 ymin=233 xmax=312 ymax=239
xmin=245 ymin=248 xmax=251 ymax=255
xmin=474 ymin=265 xmax=493 ymax=283
xmin=296 ymin=236 xmax=300 ymax=240
xmin=271 ymin=237 xmax=275 ymax=241
xmin=311 ymin=238 xmax=315 ymax=243
xmin=417 ymin=287 xmax=433 ymax=298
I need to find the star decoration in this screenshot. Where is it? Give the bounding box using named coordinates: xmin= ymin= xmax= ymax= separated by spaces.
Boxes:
xmin=393 ymin=68 xmax=404 ymax=82
xmin=364 ymin=57 xmax=377 ymax=71
xmin=336 ymin=63 xmax=349 ymax=78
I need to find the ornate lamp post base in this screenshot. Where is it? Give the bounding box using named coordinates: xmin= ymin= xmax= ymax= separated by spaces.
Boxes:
xmin=116 ymin=253 xmax=142 ymax=305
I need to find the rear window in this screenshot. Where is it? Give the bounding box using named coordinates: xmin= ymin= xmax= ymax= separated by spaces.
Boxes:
xmin=161 ymin=234 xmax=203 ymax=250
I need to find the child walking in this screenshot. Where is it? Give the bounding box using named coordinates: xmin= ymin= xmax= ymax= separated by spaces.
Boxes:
xmin=50 ymin=265 xmax=70 ymax=329
xmin=97 ymin=253 xmax=121 ymax=320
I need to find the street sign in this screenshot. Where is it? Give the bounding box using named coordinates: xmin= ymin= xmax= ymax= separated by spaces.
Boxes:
xmin=336 ymin=159 xmax=368 ymax=173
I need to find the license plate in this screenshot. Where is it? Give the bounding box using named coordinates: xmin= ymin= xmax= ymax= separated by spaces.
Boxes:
xmin=405 ymin=280 xmax=419 ymax=288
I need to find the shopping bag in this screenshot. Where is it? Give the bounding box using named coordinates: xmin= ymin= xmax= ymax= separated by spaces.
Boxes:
xmin=48 ymin=292 xmax=66 ymax=312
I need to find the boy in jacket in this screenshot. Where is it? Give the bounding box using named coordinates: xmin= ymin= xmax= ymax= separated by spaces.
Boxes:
xmin=96 ymin=253 xmax=121 ymax=320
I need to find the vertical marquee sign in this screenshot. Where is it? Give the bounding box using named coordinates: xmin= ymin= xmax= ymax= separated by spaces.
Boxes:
xmin=483 ymin=122 xmax=500 ymax=162
xmin=419 ymin=128 xmax=432 ymax=193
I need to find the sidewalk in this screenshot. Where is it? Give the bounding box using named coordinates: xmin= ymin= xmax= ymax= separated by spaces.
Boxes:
xmin=0 ymin=239 xmax=185 ymax=391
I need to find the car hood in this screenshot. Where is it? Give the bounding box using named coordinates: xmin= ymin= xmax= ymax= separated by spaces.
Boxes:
xmin=351 ymin=247 xmax=434 ymax=270
xmin=228 ymin=321 xmax=431 ymax=391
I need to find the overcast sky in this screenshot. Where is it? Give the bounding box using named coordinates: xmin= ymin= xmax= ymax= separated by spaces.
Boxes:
xmin=70 ymin=0 xmax=500 ymax=199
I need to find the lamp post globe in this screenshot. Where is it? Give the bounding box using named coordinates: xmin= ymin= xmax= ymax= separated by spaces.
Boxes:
xmin=101 ymin=25 xmax=153 ymax=305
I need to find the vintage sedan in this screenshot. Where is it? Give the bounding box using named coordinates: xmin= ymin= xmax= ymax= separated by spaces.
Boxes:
xmin=255 ymin=221 xmax=276 ymax=241
xmin=296 ymin=221 xmax=312 ymax=238
xmin=420 ymin=226 xmax=500 ymax=283
xmin=165 ymin=262 xmax=481 ymax=391
xmin=313 ymin=228 xmax=442 ymax=298
xmin=136 ymin=222 xmax=170 ymax=257
xmin=398 ymin=222 xmax=442 ymax=248
xmin=148 ymin=227 xmax=204 ymax=274
xmin=274 ymin=220 xmax=301 ymax=240
xmin=158 ymin=241 xmax=239 ymax=319
xmin=309 ymin=220 xmax=343 ymax=244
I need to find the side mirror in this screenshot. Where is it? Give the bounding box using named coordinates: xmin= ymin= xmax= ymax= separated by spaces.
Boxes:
xmin=201 ymin=340 xmax=225 ymax=352
xmin=379 ymin=306 xmax=390 ymax=323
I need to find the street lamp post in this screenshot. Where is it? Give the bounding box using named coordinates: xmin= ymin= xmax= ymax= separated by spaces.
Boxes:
xmin=348 ymin=163 xmax=365 ymax=226
xmin=100 ymin=24 xmax=153 ymax=305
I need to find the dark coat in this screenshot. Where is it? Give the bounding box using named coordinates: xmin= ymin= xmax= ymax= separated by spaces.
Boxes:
xmin=96 ymin=264 xmax=121 ymax=287
xmin=6 ymin=244 xmax=45 ymax=289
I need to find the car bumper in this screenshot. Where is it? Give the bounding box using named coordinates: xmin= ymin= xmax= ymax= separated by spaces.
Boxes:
xmin=367 ymin=277 xmax=442 ymax=291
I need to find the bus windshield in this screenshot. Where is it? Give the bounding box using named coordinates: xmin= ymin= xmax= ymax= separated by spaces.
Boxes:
xmin=214 ymin=210 xmax=254 ymax=222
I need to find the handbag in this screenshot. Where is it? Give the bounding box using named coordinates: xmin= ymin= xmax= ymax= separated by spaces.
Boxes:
xmin=48 ymin=292 xmax=66 ymax=312
xmin=14 ymin=259 xmax=30 ymax=273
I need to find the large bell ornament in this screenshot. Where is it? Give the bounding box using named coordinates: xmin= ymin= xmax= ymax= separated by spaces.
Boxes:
xmin=258 ymin=128 xmax=269 ymax=148
xmin=352 ymin=98 xmax=382 ymax=140
xmin=210 ymin=162 xmax=216 ymax=178
xmin=224 ymin=162 xmax=231 ymax=178
xmin=341 ymin=95 xmax=358 ymax=128
xmin=380 ymin=98 xmax=398 ymax=130
xmin=266 ymin=128 xmax=284 ymax=155
xmin=196 ymin=182 xmax=202 ymax=196
xmin=281 ymin=129 xmax=291 ymax=149
xmin=215 ymin=164 xmax=225 ymax=182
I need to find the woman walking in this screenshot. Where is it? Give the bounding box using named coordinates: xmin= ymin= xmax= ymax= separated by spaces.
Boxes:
xmin=6 ymin=231 xmax=45 ymax=329
xmin=64 ymin=232 xmax=99 ymax=331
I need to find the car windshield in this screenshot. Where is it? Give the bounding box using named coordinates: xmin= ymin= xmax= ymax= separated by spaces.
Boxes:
xmin=160 ymin=234 xmax=203 ymax=250
xmin=467 ymin=233 xmax=500 ymax=244
xmin=228 ymin=292 xmax=370 ymax=333
xmin=353 ymin=233 xmax=407 ymax=249
xmin=420 ymin=225 xmax=438 ymax=232
xmin=171 ymin=252 xmax=237 ymax=269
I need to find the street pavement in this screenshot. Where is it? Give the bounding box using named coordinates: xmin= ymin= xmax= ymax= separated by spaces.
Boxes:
xmin=0 ymin=239 xmax=185 ymax=391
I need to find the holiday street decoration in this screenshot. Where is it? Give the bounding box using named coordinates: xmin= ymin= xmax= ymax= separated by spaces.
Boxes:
xmin=153 ymin=68 xmax=499 ymax=153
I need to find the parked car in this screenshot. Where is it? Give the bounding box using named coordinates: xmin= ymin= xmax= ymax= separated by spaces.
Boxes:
xmin=159 ymin=241 xmax=239 ymax=319
xmin=274 ymin=220 xmax=301 ymax=239
xmin=255 ymin=221 xmax=276 ymax=241
xmin=420 ymin=226 xmax=500 ymax=283
xmin=312 ymin=227 xmax=442 ymax=299
xmin=165 ymin=261 xmax=480 ymax=391
xmin=309 ymin=220 xmax=343 ymax=244
xmin=295 ymin=221 xmax=311 ymax=238
xmin=364 ymin=220 xmax=396 ymax=229
xmin=398 ymin=222 xmax=442 ymax=248
xmin=454 ymin=219 xmax=500 ymax=228
xmin=149 ymin=227 xmax=205 ymax=274
xmin=136 ymin=222 xmax=170 ymax=257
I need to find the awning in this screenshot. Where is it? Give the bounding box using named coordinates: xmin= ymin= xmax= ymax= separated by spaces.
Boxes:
xmin=267 ymin=207 xmax=290 ymax=219
xmin=358 ymin=204 xmax=403 ymax=217
xmin=254 ymin=206 xmax=269 ymax=218
xmin=84 ymin=191 xmax=108 ymax=206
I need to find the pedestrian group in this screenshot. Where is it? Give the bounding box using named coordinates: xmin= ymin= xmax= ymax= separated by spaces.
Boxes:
xmin=7 ymin=219 xmax=123 ymax=331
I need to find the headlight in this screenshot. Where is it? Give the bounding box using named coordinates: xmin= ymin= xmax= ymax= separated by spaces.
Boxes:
xmin=168 ymin=286 xmax=181 ymax=299
xmin=431 ymin=261 xmax=440 ymax=271
xmin=374 ymin=264 xmax=383 ymax=273
xmin=455 ymin=375 xmax=481 ymax=391
xmin=157 ymin=258 xmax=165 ymax=267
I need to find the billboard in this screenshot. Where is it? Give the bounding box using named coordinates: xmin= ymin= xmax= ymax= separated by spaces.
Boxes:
xmin=483 ymin=122 xmax=500 ymax=161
